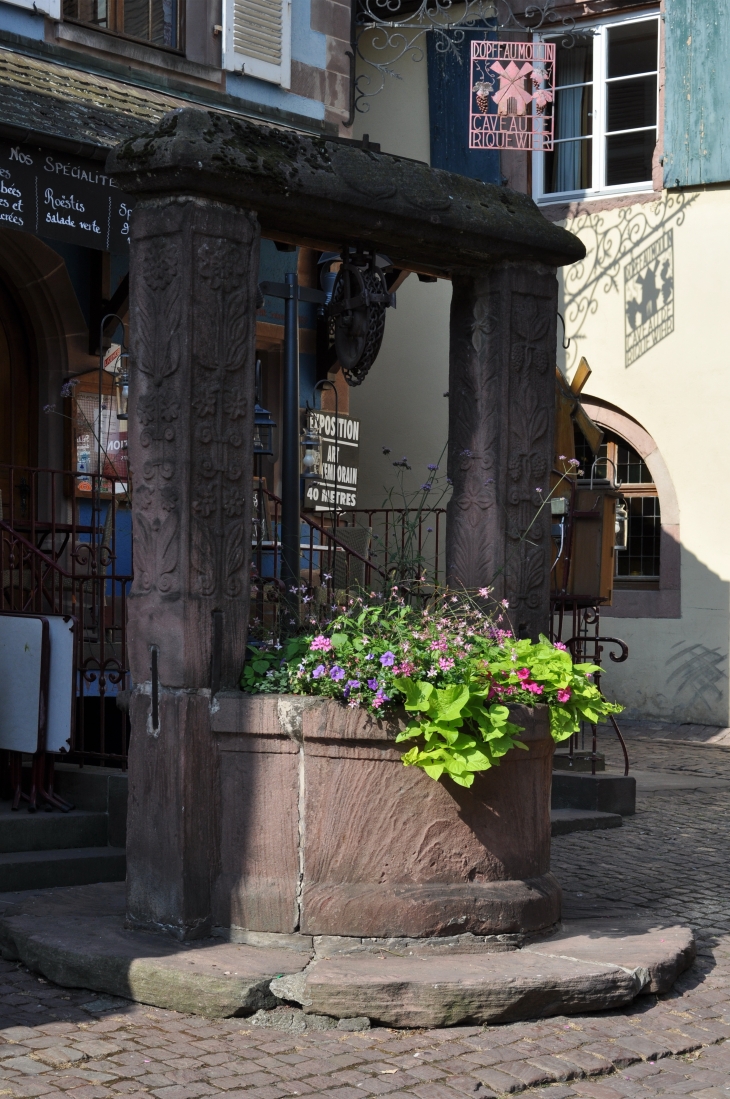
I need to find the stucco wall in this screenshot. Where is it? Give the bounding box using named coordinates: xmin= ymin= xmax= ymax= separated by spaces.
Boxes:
xmin=350 ymin=43 xmax=729 ymax=727
xmin=556 ymin=188 xmax=730 ymax=726
xmin=350 ymin=38 xmax=451 ymax=512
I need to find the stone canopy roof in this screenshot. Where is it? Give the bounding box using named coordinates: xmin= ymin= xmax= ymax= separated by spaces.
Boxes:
xmin=109 ymin=109 xmax=585 ymax=275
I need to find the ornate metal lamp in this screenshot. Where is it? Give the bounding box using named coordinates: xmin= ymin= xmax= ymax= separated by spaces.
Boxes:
xmin=300 ymin=421 xmax=321 ymax=478
xmin=114 ymin=356 xmax=129 ymax=420
xmin=253 ymin=359 xmax=276 ymax=457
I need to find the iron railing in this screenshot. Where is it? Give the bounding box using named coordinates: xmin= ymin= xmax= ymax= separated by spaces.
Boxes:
xmin=250 ymin=488 xmax=447 ymax=631
xmin=551 ymin=595 xmax=630 ymax=774
xmin=0 ymin=463 xmax=132 ymax=766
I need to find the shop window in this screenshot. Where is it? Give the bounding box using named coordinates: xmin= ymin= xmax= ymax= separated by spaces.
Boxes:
xmin=574 ymin=426 xmax=660 ymax=587
xmin=534 ymin=16 xmax=658 ymax=200
xmin=62 ymin=0 xmax=181 ymax=50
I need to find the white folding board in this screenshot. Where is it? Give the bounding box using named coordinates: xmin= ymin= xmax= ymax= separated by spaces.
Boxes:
xmin=45 ymin=615 xmax=75 ymax=754
xmin=0 ymin=615 xmax=48 ymax=752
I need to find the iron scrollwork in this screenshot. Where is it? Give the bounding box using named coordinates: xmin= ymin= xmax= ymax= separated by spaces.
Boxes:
xmin=353 ymin=0 xmax=577 ymax=116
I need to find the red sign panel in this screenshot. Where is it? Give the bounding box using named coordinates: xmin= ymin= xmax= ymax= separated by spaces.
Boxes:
xmin=469 ymin=40 xmax=555 ymax=152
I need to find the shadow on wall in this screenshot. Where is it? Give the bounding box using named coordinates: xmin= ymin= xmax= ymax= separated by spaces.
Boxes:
xmin=601 ymin=541 xmax=729 ymax=726
xmin=558 ymin=191 xmax=698 ymax=374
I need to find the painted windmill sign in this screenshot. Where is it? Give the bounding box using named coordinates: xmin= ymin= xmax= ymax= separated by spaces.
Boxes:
xmin=469 ymin=40 xmax=555 ymax=151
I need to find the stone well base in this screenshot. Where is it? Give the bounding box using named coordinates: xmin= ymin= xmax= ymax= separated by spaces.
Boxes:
xmin=0 ymin=884 xmax=695 ymax=1027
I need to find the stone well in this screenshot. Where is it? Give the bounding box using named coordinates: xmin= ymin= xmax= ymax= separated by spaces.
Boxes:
xmin=182 ymin=696 xmax=560 ymax=941
xmin=110 ymin=109 xmax=585 ymax=941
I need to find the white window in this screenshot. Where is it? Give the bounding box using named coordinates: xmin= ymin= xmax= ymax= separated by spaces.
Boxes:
xmin=7 ymin=0 xmax=60 ymax=15
xmin=222 ymin=0 xmax=292 ymax=88
xmin=533 ymin=16 xmax=659 ymax=202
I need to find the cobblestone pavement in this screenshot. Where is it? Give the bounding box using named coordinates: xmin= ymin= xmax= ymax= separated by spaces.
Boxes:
xmin=2 ymin=732 xmax=730 ymax=1098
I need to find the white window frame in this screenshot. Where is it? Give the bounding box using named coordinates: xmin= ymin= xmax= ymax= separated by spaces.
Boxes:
xmin=222 ymin=0 xmax=292 ymax=89
xmin=533 ymin=13 xmax=660 ymax=205
xmin=6 ymin=0 xmax=61 ymax=15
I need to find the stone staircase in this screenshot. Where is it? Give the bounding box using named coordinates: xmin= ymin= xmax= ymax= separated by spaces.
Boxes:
xmin=0 ymin=765 xmax=127 ymax=891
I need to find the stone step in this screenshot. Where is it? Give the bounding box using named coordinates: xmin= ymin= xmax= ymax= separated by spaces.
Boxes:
xmin=0 ymin=803 xmax=108 ymax=853
xmin=552 ymin=772 xmax=636 ymax=815
xmin=0 ymin=883 xmax=696 ymax=1026
xmin=0 ymin=847 xmax=125 ymax=892
xmin=39 ymin=765 xmax=128 ymax=849
xmin=551 ymin=808 xmax=622 ymax=835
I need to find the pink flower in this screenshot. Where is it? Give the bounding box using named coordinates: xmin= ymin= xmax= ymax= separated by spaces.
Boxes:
xmin=310 ymin=635 xmax=332 ymax=652
xmin=516 ymin=667 xmax=530 ymax=681
xmin=525 ymin=682 xmax=544 ymax=695
xmin=478 ymin=587 xmax=490 ymax=597
xmin=557 ymin=688 xmax=571 ymax=703
xmin=430 ymin=639 xmax=448 ymax=652
xmin=395 ymin=661 xmax=415 ymax=677
xmin=554 ymin=641 xmax=568 ymax=651
xmin=438 ymin=656 xmax=455 ymax=671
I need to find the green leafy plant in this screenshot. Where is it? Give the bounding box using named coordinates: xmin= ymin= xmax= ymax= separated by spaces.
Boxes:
xmin=242 ymin=594 xmax=622 ymax=787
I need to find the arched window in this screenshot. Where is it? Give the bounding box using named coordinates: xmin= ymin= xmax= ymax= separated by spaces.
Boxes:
xmin=573 ymin=398 xmax=680 ymax=619
xmin=574 ymin=427 xmax=661 ymax=588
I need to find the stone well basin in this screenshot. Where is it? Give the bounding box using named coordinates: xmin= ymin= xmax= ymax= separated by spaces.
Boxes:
xmin=210 ymin=695 xmax=560 ymax=940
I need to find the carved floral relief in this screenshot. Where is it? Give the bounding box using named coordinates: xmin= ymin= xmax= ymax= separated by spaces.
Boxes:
xmin=190 ymin=234 xmax=253 ymax=601
xmin=132 ymin=231 xmax=184 ymax=597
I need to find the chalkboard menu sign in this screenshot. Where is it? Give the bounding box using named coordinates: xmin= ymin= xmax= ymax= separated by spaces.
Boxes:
xmin=0 ymin=140 xmax=133 ymax=254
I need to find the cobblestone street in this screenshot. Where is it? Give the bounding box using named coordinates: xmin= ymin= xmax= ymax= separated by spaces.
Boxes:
xmin=1 ymin=731 xmax=730 ymax=1099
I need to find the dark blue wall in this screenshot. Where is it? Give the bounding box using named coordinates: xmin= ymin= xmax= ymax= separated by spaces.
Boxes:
xmin=427 ymin=29 xmax=501 ymax=183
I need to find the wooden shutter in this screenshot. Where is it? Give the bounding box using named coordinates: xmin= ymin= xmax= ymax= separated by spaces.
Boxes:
xmin=664 ymin=0 xmax=730 ymax=186
xmin=9 ymin=0 xmax=60 ymax=14
xmin=222 ymin=0 xmax=292 ymax=89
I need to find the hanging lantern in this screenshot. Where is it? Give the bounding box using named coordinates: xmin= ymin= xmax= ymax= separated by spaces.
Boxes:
xmin=253 ymin=400 xmax=276 ymax=456
xmin=301 ymin=422 xmax=321 ymax=478
xmin=114 ymin=355 xmax=129 ymax=420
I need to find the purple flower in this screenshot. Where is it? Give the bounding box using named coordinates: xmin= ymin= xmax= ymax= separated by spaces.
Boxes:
xmin=380 ymin=651 xmax=395 ymax=667
xmin=312 ymin=665 xmax=326 ymax=679
xmin=346 ymin=679 xmax=360 ymax=690
xmin=330 ymin=665 xmax=345 ymax=681
xmin=427 ymin=464 xmax=439 ymax=471
xmin=367 ymin=679 xmax=379 ymax=691
xmin=421 ymin=483 xmax=432 ymax=492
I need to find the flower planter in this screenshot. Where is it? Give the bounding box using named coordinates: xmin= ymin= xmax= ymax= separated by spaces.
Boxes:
xmin=211 ymin=694 xmax=560 ymax=940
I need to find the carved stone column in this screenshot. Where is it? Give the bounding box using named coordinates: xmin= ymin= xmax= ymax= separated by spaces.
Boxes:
xmin=125 ymin=196 xmax=260 ymax=938
xmin=446 ymin=262 xmax=558 ymax=641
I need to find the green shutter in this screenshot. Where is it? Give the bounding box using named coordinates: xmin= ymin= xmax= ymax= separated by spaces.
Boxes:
xmin=664 ymin=0 xmax=730 ymax=187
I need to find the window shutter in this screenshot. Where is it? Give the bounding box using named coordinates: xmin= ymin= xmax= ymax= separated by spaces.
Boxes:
xmin=664 ymin=0 xmax=730 ymax=186
xmin=7 ymin=0 xmax=60 ymax=14
xmin=222 ymin=0 xmax=291 ymax=89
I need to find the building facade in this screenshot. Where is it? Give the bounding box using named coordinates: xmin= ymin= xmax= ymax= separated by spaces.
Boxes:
xmin=0 ymin=0 xmax=352 ymax=761
xmin=349 ymin=0 xmax=730 ymax=727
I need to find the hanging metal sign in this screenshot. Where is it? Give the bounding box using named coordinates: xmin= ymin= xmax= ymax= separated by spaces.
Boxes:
xmin=303 ymin=410 xmax=360 ymax=512
xmin=469 ymin=40 xmax=555 ymax=151
xmin=0 ymin=140 xmax=132 ymax=254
